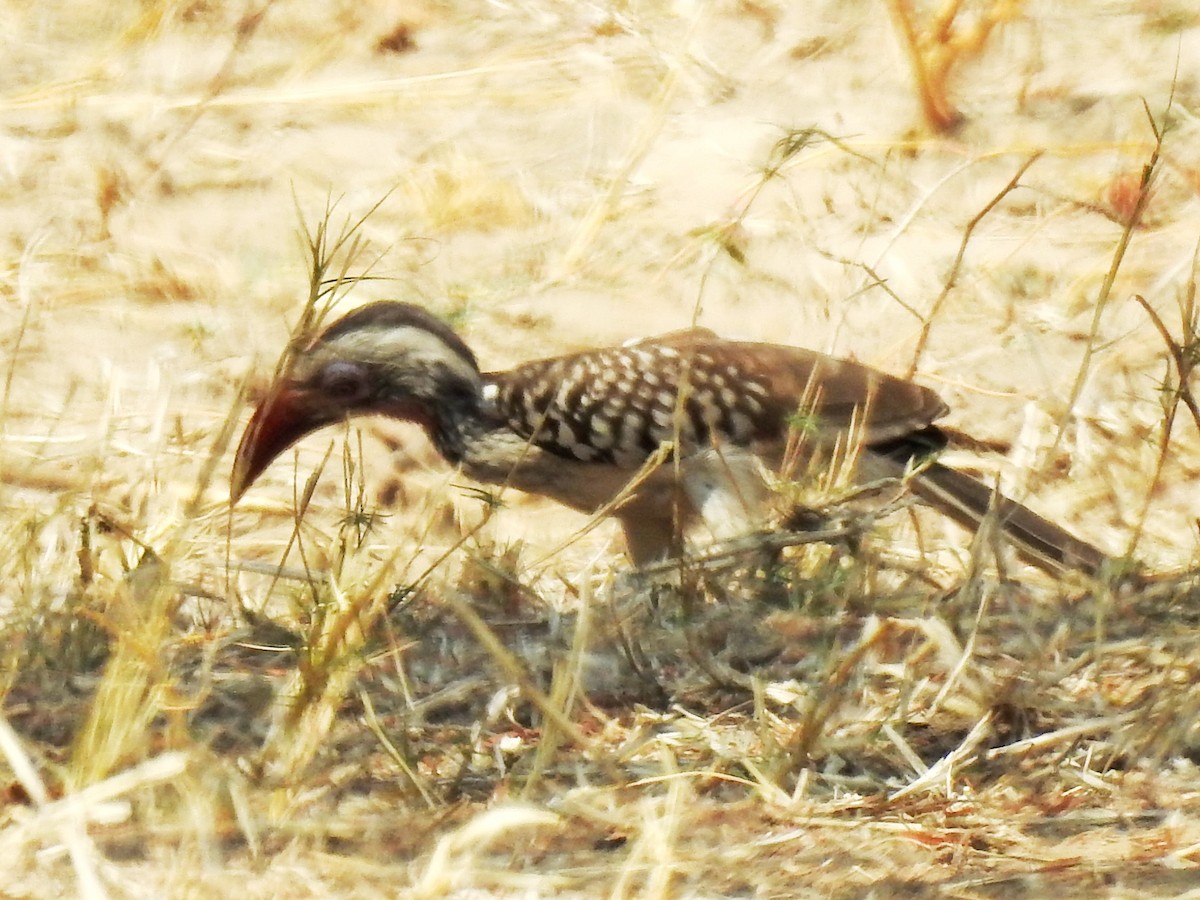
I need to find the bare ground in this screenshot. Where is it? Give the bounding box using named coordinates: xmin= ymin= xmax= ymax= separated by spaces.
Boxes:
xmin=3 ymin=1 xmax=1200 ymax=897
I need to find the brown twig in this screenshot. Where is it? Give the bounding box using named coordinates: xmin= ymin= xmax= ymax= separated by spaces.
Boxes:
xmin=885 ymin=0 xmax=1024 ymax=133
xmin=908 ymin=152 xmax=1042 ymax=377
xmin=1128 ymin=263 xmax=1200 ymax=556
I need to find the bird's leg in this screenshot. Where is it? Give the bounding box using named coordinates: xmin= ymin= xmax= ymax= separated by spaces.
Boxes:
xmin=618 ymin=511 xmax=683 ymax=568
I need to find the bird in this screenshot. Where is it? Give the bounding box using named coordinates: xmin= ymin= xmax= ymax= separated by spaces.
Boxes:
xmin=230 ymin=300 xmax=1111 ymax=576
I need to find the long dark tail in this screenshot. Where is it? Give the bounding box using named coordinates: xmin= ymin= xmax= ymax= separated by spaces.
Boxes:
xmin=861 ymin=427 xmax=1112 ymax=577
xmin=904 ymin=460 xmax=1111 ymax=576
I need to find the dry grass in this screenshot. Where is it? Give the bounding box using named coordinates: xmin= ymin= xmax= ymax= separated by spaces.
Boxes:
xmin=3 ymin=1 xmax=1200 ymax=896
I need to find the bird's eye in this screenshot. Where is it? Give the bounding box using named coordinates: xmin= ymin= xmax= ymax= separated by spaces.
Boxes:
xmin=318 ymin=361 xmax=371 ymax=404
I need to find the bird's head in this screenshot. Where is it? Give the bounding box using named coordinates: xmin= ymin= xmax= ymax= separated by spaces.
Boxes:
xmin=230 ymin=301 xmax=481 ymax=503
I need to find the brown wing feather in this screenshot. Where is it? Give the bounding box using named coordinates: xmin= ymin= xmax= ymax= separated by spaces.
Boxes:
xmin=721 ymin=343 xmax=949 ymax=443
xmin=621 ymin=326 xmax=719 ymax=348
xmin=485 ymin=333 xmax=948 ymax=467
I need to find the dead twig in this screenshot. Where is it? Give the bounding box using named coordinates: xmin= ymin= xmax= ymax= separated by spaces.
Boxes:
xmin=885 ymin=0 xmax=1025 ymax=133
xmin=908 ymin=152 xmax=1042 ymax=377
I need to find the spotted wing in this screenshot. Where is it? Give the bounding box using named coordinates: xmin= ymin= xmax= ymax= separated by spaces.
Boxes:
xmin=484 ymin=331 xmax=947 ymax=467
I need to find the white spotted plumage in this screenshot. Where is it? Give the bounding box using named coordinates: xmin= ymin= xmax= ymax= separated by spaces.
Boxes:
xmin=482 ymin=340 xmax=781 ymax=468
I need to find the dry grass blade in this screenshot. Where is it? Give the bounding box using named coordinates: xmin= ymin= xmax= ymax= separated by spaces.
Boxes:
xmin=429 ymin=586 xmax=613 ymax=773
xmin=69 ymin=552 xmax=176 ymax=788
xmin=554 ymin=9 xmax=694 ymax=279
xmin=1057 ymin=95 xmax=1172 ymax=444
xmin=256 ymin=542 xmax=406 ymax=785
xmin=285 ymin=192 xmax=395 ymax=368
xmin=409 ymin=805 xmax=561 ymax=899
xmin=889 ymin=710 xmax=992 ymax=799
xmin=521 ymin=570 xmax=594 ymax=796
xmin=908 ymin=151 xmax=1042 ymax=376
xmin=0 ymin=715 xmax=104 ymax=899
xmin=779 ymin=616 xmax=889 ymax=778
xmin=0 ymin=735 xmax=187 ymax=900
xmin=1127 ymin=253 xmax=1200 ymax=557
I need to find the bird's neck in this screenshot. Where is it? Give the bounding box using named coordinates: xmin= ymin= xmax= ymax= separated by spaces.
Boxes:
xmin=425 ymin=392 xmax=494 ymax=464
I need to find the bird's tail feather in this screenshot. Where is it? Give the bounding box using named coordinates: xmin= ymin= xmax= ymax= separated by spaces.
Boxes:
xmin=906 ymin=461 xmax=1110 ymax=576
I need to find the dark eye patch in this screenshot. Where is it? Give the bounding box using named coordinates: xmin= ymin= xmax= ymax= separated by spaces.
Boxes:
xmin=318 ymin=360 xmax=372 ymax=404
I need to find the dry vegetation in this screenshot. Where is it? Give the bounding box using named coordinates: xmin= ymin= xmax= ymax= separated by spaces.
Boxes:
xmin=4 ymin=1 xmax=1200 ymax=896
